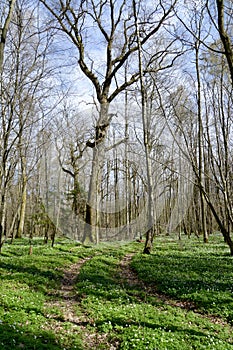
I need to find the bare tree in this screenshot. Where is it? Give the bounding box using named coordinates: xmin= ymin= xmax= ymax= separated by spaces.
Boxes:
xmin=54 ymin=104 xmax=88 ymax=240
xmin=202 ymin=50 xmax=233 ymax=254
xmin=194 ymin=7 xmax=208 ymax=243
xmin=0 ymin=0 xmax=57 ymax=250
xmin=39 ymin=0 xmax=178 ymax=244
xmin=0 ymin=0 xmax=16 ymax=72
xmin=174 ymin=1 xmax=233 ymax=253
xmin=133 ymin=0 xmax=155 ymax=253
xmin=215 ymin=0 xmax=233 ymax=83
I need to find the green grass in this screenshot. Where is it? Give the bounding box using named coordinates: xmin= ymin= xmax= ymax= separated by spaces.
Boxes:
xmin=75 ymin=236 xmax=233 ymax=349
xmin=0 ymin=238 xmax=95 ymax=349
xmin=0 ymin=235 xmax=233 ymax=349
xmin=131 ymin=234 xmax=233 ymax=322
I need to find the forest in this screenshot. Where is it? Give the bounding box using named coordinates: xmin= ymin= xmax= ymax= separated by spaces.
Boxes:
xmin=0 ymin=1 xmax=233 ymax=348
xmin=0 ymin=0 xmax=233 ymax=254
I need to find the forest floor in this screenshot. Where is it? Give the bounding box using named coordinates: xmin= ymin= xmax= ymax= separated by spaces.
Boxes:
xmin=0 ymin=235 xmax=233 ymax=349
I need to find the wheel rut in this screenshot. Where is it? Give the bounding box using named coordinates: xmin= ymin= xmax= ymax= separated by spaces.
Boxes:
xmin=119 ymin=253 xmax=231 ymax=328
xmin=45 ymin=258 xmax=90 ymax=316
xmin=44 ymin=251 xmax=231 ymax=349
xmin=44 ymin=255 xmax=118 ymax=349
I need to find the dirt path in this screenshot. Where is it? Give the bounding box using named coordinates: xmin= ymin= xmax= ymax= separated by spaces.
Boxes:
xmin=119 ymin=253 xmax=230 ymax=327
xmin=45 ymin=257 xmax=91 ymax=319
xmin=44 ymin=252 xmax=230 ymax=349
xmin=119 ymin=253 xmax=196 ymax=308
xmin=44 ymin=257 xmax=93 ymax=347
xmin=44 ymin=256 xmax=117 ymax=349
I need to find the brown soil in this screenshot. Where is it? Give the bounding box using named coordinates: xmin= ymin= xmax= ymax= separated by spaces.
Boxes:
xmin=44 ymin=252 xmax=230 ymax=349
xmin=119 ymin=253 xmax=230 ymax=327
xmin=44 ymin=256 xmax=119 ymax=349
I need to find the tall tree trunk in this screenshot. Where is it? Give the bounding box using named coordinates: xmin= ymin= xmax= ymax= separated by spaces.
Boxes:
xmin=43 ymin=140 xmax=50 ymax=244
xmin=133 ymin=0 xmax=155 ymax=254
xmin=0 ymin=0 xmax=16 ymax=252
xmin=16 ymin=156 xmax=27 ymax=239
xmin=51 ymin=166 xmax=62 ymax=247
xmin=216 ymin=0 xmax=233 ymax=84
xmin=83 ymin=101 xmax=110 ymax=244
xmin=124 ymin=74 xmax=131 ymax=239
xmin=0 ymin=0 xmax=16 ymax=72
xmin=195 ymin=40 xmax=208 ymax=243
xmin=113 ymin=130 xmax=120 ymax=229
xmin=0 ymin=190 xmax=7 ymax=253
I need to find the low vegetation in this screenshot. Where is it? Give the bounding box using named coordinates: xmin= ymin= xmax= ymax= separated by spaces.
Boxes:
xmin=0 ymin=235 xmax=233 ymax=349
xmin=132 ymin=234 xmax=233 ymax=323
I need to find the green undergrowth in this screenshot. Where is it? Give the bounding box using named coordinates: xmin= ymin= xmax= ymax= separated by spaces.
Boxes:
xmin=131 ymin=234 xmax=233 ymax=322
xmin=0 ymin=235 xmax=233 ymax=349
xmin=0 ymin=238 xmax=119 ymax=350
xmin=75 ymin=235 xmax=233 ymax=349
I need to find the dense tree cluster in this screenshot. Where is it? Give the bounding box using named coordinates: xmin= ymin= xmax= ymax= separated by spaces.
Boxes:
xmin=0 ymin=0 xmax=233 ymax=254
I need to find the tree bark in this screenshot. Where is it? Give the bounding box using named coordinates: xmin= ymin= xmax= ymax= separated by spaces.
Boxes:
xmin=216 ymin=0 xmax=233 ymax=84
xmin=83 ymin=101 xmax=110 ymax=244
xmin=0 ymin=0 xmax=16 ymax=72
xmin=133 ymin=0 xmax=155 ymax=254
xmin=195 ymin=40 xmax=208 ymax=243
xmin=16 ymin=157 xmax=27 ymax=239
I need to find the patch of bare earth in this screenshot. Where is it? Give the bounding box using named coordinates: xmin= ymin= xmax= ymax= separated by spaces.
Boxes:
xmin=119 ymin=253 xmax=231 ymax=328
xmin=43 ymin=252 xmax=230 ymax=349
xmin=44 ymin=256 xmax=118 ymax=350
